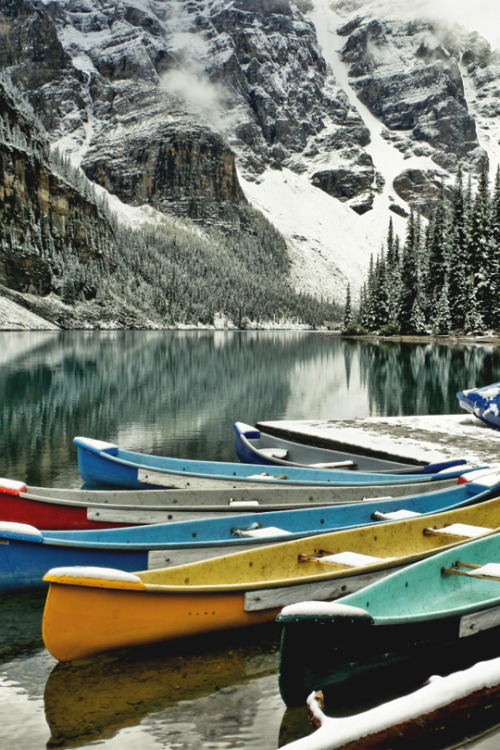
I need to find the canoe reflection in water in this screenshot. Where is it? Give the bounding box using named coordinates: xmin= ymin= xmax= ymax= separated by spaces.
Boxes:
xmin=44 ymin=625 xmax=281 ymax=748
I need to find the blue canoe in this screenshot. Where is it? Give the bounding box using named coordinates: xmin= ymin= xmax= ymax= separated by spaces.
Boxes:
xmin=457 ymin=382 xmax=500 ymax=430
xmin=74 ymin=437 xmax=479 ymax=490
xmin=2 ymin=470 xmax=500 ymax=591
xmin=234 ymin=422 xmax=466 ymax=473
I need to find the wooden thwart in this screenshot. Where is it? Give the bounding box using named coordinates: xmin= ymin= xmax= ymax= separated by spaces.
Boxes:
xmin=442 ymin=560 xmax=500 ymax=581
xmin=309 ymin=460 xmax=357 ymax=469
xmin=298 ymin=550 xmax=386 ymax=568
xmin=423 ymin=523 xmax=493 ymax=539
xmin=231 ymin=524 xmax=291 ymax=538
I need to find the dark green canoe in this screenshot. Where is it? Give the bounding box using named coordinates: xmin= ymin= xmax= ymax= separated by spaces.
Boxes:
xmin=277 ymin=530 xmax=500 ymax=707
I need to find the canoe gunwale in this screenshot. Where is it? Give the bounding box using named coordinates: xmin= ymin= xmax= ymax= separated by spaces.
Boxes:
xmin=77 ymin=437 xmax=476 ymax=487
xmin=42 ymin=545 xmax=469 ymax=596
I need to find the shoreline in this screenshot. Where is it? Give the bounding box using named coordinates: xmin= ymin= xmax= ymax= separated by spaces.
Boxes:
xmin=331 ymin=332 xmax=500 ymax=345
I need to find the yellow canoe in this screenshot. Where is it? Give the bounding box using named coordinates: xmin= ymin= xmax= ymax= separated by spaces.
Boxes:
xmin=43 ymin=495 xmax=500 ymax=661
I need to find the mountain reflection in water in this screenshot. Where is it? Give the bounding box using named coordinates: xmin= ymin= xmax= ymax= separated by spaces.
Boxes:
xmin=1 ymin=331 xmax=500 ymax=490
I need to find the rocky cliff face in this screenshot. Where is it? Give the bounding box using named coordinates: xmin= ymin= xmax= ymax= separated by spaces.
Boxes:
xmin=1 ymin=0 xmax=500 ymax=316
xmin=0 ymin=81 xmax=114 ymax=298
xmin=335 ymin=6 xmax=491 ymax=215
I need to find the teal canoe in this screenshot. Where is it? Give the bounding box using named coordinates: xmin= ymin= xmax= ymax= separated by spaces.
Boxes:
xmin=278 ymin=530 xmax=500 ymax=707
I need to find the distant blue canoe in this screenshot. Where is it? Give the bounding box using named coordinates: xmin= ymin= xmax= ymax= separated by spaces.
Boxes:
xmin=457 ymin=382 xmax=500 ymax=430
xmin=2 ymin=469 xmax=500 ymax=591
xmin=234 ymin=422 xmax=466 ymax=473
xmin=74 ymin=437 xmax=481 ymax=491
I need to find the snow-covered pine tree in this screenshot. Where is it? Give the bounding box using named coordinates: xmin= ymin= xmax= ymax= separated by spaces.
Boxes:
xmin=489 ymin=166 xmax=500 ymax=330
xmin=424 ymin=185 xmax=447 ymax=316
xmin=467 ymin=162 xmax=492 ymax=325
xmin=446 ymin=168 xmax=469 ymax=331
xmin=433 ymin=281 xmax=452 ymax=334
xmin=343 ymin=282 xmax=353 ymax=330
xmin=398 ymin=211 xmax=423 ymax=334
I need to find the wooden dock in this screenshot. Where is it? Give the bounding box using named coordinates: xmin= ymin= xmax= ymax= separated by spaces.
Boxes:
xmin=258 ymin=414 xmax=500 ymax=469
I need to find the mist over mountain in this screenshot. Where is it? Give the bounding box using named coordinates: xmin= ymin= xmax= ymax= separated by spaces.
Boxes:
xmin=1 ymin=0 xmax=499 ymax=328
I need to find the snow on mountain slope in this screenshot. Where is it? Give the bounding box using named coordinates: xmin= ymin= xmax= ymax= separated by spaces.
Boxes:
xmin=34 ymin=0 xmax=500 ymax=304
xmin=240 ymin=168 xmax=375 ymax=301
xmin=240 ymin=0 xmax=500 ymax=300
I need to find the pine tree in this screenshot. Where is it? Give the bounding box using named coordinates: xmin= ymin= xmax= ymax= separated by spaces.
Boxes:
xmin=463 ymin=278 xmax=485 ymax=333
xmin=398 ymin=212 xmax=423 ymax=334
xmin=410 ymin=290 xmax=427 ymax=334
xmin=362 ymin=255 xmax=377 ymax=331
xmin=386 ymin=233 xmax=401 ymax=326
xmin=468 ymin=161 xmax=492 ymax=324
xmin=446 ymin=168 xmax=469 ymax=330
xmin=342 ymin=282 xmax=353 ymax=331
xmin=371 ymin=251 xmax=390 ymax=329
xmin=425 ymin=186 xmax=447 ymax=313
xmin=433 ymin=281 xmax=452 ymax=334
xmin=489 ymin=166 xmax=500 ymax=329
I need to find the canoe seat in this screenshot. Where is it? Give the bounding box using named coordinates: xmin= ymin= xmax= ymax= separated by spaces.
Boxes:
xmin=231 ymin=523 xmax=292 ymax=538
xmin=298 ymin=550 xmax=389 ymax=567
xmin=424 ymin=523 xmax=493 ymax=539
xmin=247 ymin=473 xmax=288 ymax=480
xmin=259 ymin=448 xmax=288 ymax=460
xmin=309 ymin=460 xmax=357 ymax=469
xmin=442 ymin=561 xmax=500 ymax=581
xmin=371 ymin=509 xmax=422 ymax=521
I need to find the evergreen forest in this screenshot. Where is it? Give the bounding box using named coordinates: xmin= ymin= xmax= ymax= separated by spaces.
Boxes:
xmin=346 ymin=167 xmax=500 ymax=336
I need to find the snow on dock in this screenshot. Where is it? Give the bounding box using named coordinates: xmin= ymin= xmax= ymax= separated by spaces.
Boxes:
xmin=258 ymin=414 xmax=500 ymax=469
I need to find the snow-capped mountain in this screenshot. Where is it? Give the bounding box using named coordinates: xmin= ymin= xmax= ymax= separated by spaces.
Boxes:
xmin=3 ymin=0 xmax=500 ymax=305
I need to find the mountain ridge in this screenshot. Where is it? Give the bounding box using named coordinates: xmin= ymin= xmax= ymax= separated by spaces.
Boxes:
xmin=1 ymin=0 xmax=499 ymax=327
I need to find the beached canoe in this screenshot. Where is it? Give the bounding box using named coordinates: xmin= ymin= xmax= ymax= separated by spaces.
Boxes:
xmin=277 ymin=531 xmax=500 ymax=707
xmin=74 ymin=436 xmax=479 ymax=490
xmin=233 ymin=422 xmax=465 ymax=473
xmin=457 ymin=382 xmax=500 ymax=430
xmin=0 ymin=473 xmax=473 ymax=531
xmin=4 ymin=470 xmax=500 ymax=591
xmin=42 ymin=493 xmax=500 ymax=662
xmin=280 ymin=658 xmax=500 ymax=749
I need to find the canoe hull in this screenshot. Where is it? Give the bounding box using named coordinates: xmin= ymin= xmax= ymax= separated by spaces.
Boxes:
xmin=282 ymin=660 xmax=500 ymax=750
xmin=42 ymin=582 xmax=278 ymax=662
xmin=42 ymin=495 xmax=500 ymax=662
xmin=0 ymin=537 xmax=148 ymax=591
xmin=0 ymin=492 xmax=133 ymax=531
xmin=75 ymin=437 xmax=474 ymax=489
xmin=277 ymin=531 xmax=500 ymax=706
xmin=4 ymin=475 xmax=496 ymax=591
xmin=278 ymin=607 xmax=500 ymax=708
xmin=457 ymin=383 xmax=500 ymax=430
xmin=233 ymin=422 xmax=421 ymax=472
xmin=0 ymin=473 xmax=464 ymax=531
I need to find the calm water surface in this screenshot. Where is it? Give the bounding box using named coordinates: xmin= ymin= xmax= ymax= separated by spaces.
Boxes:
xmin=1 ymin=330 xmax=500 ymax=749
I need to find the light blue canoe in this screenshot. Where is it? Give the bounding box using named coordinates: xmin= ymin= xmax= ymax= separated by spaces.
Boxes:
xmin=74 ymin=436 xmax=480 ymax=490
xmin=2 ymin=469 xmax=500 ymax=591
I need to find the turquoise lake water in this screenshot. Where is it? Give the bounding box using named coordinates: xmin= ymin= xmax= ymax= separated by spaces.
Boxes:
xmin=1 ymin=330 xmax=500 ymax=749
